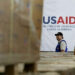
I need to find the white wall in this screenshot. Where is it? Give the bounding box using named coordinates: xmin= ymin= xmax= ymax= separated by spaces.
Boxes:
xmin=41 ymin=0 xmax=75 ymax=51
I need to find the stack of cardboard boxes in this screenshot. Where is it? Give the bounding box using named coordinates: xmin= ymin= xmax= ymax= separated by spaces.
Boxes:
xmin=0 ymin=0 xmax=43 ymax=64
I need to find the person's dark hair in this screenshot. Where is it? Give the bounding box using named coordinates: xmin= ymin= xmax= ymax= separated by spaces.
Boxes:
xmin=55 ymin=32 xmax=64 ymax=39
xmin=62 ymin=36 xmax=64 ymax=39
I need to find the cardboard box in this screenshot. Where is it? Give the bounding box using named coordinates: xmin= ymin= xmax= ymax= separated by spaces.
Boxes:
xmin=32 ymin=0 xmax=43 ymax=39
xmin=15 ymin=0 xmax=30 ymax=18
xmin=0 ymin=0 xmax=43 ymax=64
xmin=0 ymin=0 xmax=10 ymax=53
xmin=15 ymin=0 xmax=43 ymax=39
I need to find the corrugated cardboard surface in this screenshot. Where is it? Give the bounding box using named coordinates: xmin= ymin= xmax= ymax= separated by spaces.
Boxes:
xmin=0 ymin=0 xmax=43 ymax=64
xmin=32 ymin=0 xmax=43 ymax=39
xmin=14 ymin=0 xmax=40 ymax=61
xmin=15 ymin=0 xmax=30 ymax=17
xmin=0 ymin=0 xmax=10 ymax=53
xmin=13 ymin=14 xmax=39 ymax=59
xmin=15 ymin=0 xmax=43 ymax=39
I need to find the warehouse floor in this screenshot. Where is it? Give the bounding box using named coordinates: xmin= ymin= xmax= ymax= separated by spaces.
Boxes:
xmin=0 ymin=52 xmax=74 ymax=75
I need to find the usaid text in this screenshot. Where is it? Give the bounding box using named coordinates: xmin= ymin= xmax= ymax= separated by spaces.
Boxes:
xmin=43 ymin=16 xmax=75 ymax=24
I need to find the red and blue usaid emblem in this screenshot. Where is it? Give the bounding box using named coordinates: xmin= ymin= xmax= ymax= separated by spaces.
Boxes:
xmin=43 ymin=16 xmax=75 ymax=24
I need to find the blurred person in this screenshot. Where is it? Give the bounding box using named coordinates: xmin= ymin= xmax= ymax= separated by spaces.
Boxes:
xmin=55 ymin=32 xmax=68 ymax=52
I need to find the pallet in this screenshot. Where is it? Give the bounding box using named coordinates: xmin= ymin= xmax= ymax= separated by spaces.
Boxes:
xmin=5 ymin=65 xmax=16 ymax=75
xmin=38 ymin=52 xmax=75 ymax=75
xmin=1 ymin=63 xmax=37 ymax=75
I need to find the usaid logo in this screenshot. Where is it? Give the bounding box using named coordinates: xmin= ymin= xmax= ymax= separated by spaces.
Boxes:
xmin=43 ymin=16 xmax=75 ymax=24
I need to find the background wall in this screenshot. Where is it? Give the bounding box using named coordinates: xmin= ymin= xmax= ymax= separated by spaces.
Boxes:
xmin=41 ymin=0 xmax=75 ymax=51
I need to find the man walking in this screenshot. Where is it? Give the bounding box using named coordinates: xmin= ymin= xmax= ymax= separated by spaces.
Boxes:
xmin=55 ymin=32 xmax=68 ymax=52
